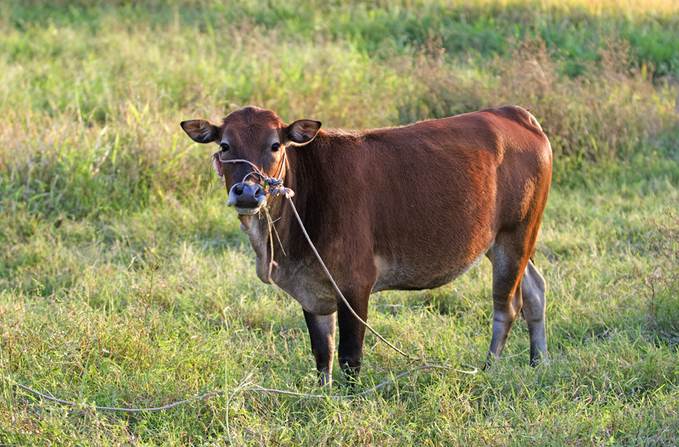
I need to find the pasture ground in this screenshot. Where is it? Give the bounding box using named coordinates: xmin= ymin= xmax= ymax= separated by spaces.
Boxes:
xmin=1 ymin=1 xmax=678 ymax=445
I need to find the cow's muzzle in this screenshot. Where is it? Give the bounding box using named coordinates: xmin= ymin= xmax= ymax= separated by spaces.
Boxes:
xmin=227 ymin=181 xmax=267 ymax=215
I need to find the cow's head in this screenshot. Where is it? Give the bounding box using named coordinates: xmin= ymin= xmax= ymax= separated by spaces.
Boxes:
xmin=180 ymin=106 xmax=321 ymax=216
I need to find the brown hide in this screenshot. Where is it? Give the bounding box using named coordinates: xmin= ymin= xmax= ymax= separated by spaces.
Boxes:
xmin=261 ymin=106 xmax=551 ymax=311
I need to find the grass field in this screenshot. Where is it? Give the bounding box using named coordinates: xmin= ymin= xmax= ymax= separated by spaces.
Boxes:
xmin=1 ymin=1 xmax=678 ymax=445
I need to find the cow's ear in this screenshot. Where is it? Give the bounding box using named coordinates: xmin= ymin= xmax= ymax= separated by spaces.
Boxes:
xmin=180 ymin=120 xmax=219 ymax=144
xmin=284 ymin=119 xmax=321 ymax=146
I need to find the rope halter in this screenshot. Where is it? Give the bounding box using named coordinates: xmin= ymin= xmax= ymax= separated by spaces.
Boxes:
xmin=213 ymin=150 xmax=295 ymax=200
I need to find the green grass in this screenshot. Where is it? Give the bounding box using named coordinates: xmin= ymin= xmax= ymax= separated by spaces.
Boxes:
xmin=1 ymin=1 xmax=678 ymax=445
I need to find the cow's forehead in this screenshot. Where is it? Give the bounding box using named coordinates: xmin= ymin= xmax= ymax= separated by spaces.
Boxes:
xmin=222 ymin=124 xmax=279 ymax=147
xmin=222 ymin=106 xmax=283 ymax=129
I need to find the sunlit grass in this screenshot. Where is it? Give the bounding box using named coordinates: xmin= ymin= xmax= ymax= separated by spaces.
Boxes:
xmin=0 ymin=1 xmax=678 ymax=445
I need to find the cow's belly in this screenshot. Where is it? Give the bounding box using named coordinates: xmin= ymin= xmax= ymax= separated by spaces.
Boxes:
xmin=372 ymin=241 xmax=492 ymax=292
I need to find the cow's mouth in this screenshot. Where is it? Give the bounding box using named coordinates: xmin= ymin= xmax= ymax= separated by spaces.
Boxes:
xmin=227 ymin=182 xmax=267 ymax=216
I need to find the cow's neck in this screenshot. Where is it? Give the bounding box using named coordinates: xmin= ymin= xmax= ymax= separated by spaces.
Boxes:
xmin=237 ymin=139 xmax=319 ymax=284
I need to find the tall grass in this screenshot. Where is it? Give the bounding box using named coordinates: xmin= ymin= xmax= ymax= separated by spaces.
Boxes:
xmin=399 ymin=39 xmax=678 ymax=170
xmin=1 ymin=1 xmax=676 ymax=218
xmin=0 ymin=1 xmax=678 ymax=445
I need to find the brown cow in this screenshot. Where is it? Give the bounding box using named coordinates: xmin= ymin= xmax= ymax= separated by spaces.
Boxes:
xmin=181 ymin=105 xmax=552 ymax=384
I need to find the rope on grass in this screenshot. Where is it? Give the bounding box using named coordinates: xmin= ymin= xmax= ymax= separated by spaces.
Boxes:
xmin=10 ymin=364 xmax=478 ymax=413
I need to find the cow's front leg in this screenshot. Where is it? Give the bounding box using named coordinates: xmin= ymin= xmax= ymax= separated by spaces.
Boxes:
xmin=337 ymin=285 xmax=371 ymax=381
xmin=303 ymin=310 xmax=336 ymax=386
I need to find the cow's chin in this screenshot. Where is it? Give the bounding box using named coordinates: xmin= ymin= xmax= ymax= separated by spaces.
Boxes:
xmin=237 ymin=209 xmax=261 ymax=229
xmin=235 ymin=206 xmax=262 ymax=216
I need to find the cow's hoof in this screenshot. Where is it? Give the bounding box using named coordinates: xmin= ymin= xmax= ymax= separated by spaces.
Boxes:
xmin=483 ymin=351 xmax=500 ymax=370
xmin=339 ymin=361 xmax=361 ymax=385
xmin=318 ymin=370 xmax=332 ymax=387
xmin=530 ymin=352 xmax=550 ymax=367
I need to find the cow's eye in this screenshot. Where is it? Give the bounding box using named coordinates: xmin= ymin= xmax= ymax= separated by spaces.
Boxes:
xmin=271 ymin=142 xmax=281 ymax=152
xmin=220 ymin=142 xmax=230 ymax=152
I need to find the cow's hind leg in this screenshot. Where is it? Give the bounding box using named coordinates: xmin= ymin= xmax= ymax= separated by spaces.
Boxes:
xmin=521 ymin=260 xmax=548 ymax=365
xmin=304 ymin=310 xmax=336 ymax=386
xmin=486 ymin=239 xmax=531 ymax=366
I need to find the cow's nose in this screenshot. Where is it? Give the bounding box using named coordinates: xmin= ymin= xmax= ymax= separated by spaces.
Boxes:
xmin=227 ymin=181 xmax=266 ymax=213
